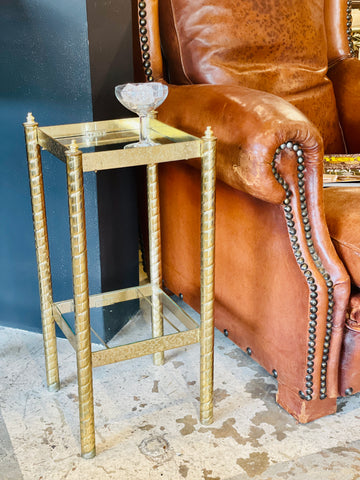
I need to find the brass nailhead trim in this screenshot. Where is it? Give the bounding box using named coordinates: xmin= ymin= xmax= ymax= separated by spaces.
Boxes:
xmin=347 ymin=0 xmax=356 ymax=56
xmin=272 ymin=143 xmax=335 ymax=401
xmin=138 ymin=1 xmax=154 ymax=82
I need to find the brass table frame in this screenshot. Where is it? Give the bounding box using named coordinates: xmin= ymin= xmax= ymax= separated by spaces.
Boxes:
xmin=24 ymin=114 xmax=216 ymax=458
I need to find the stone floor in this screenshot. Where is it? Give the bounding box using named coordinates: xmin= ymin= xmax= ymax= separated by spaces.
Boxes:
xmin=2 ymin=300 xmax=360 ymax=480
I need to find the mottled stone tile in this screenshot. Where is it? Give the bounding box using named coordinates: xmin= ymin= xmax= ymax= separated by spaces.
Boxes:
xmin=226 ymin=441 xmax=360 ymax=480
xmin=0 ymin=407 xmax=23 ymax=480
xmin=2 ymin=323 xmax=360 ymax=480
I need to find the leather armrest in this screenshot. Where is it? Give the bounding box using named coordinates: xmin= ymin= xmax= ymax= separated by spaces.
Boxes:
xmin=327 ymin=57 xmax=360 ymax=153
xmin=157 ymin=83 xmax=324 ymax=205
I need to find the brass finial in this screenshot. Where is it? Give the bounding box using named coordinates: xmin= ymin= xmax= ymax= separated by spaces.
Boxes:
xmin=26 ymin=112 xmax=35 ymax=124
xmin=69 ymin=139 xmax=79 ymax=152
xmin=204 ymin=126 xmax=214 ymax=138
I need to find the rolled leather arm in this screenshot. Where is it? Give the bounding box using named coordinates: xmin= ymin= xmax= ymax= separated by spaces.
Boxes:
xmin=157 ymin=82 xmax=351 ymax=404
xmin=157 ymin=83 xmax=324 ymax=205
xmin=327 ymin=57 xmax=360 ymax=153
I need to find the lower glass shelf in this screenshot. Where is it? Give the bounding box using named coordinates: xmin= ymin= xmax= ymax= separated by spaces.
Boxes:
xmin=53 ymin=284 xmax=201 ymax=367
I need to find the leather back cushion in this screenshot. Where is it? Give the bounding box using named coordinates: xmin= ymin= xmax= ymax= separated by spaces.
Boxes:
xmin=159 ymin=0 xmax=345 ymax=153
xmin=159 ymin=0 xmax=328 ymax=96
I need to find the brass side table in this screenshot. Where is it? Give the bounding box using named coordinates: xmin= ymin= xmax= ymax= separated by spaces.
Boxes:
xmin=24 ymin=114 xmax=216 ymax=458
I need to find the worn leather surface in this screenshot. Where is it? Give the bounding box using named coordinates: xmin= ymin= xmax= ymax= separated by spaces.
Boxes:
xmin=159 ymin=0 xmax=327 ymax=94
xmin=131 ymin=0 xmax=359 ymax=420
xmin=347 ymin=293 xmax=360 ymax=331
xmin=158 ymin=0 xmax=346 ymax=152
xmin=339 ymin=326 xmax=360 ymax=395
xmin=340 ymin=293 xmax=360 ymax=396
xmin=284 ymin=81 xmax=345 ymax=154
xmin=157 ymin=84 xmax=324 ymax=204
xmin=327 ymin=58 xmax=360 ymax=153
xmin=159 ymin=162 xmax=312 ymax=387
xmin=323 ymin=187 xmax=360 ymax=398
xmin=324 ymin=187 xmax=360 ymax=287
xmin=159 ymin=161 xmax=349 ymax=405
xmin=325 ymin=0 xmax=349 ymax=65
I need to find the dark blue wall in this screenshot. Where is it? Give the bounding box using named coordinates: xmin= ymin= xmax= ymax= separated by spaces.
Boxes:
xmin=86 ymin=0 xmax=139 ymax=341
xmin=0 ymin=0 xmax=135 ymax=337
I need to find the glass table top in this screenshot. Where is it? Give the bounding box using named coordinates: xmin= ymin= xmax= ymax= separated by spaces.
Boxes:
xmin=39 ymin=117 xmax=199 ymax=148
xmin=37 ymin=117 xmax=202 ymax=171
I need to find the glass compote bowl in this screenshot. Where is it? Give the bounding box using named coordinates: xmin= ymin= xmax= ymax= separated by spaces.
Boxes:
xmin=115 ymin=82 xmax=168 ymax=148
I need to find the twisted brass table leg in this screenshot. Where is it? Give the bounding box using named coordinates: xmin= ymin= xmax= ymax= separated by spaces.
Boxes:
xmin=147 ymin=163 xmax=164 ymax=366
xmin=24 ymin=113 xmax=60 ymax=392
xmin=200 ymin=127 xmax=216 ymax=425
xmin=65 ymin=141 xmax=95 ymax=458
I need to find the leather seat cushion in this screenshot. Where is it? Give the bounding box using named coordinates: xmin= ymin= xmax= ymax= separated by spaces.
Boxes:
xmin=324 ymin=186 xmax=360 ymax=287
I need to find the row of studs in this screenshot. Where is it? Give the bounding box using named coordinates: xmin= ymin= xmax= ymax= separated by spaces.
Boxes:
xmin=223 ymin=333 xmax=279 ymax=378
xmin=347 ymin=0 xmax=356 ymax=56
xmin=272 ymin=143 xmax=334 ymax=401
xmin=138 ymin=1 xmax=154 ymax=82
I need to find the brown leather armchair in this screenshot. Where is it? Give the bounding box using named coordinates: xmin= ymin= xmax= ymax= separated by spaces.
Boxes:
xmin=131 ymin=0 xmax=360 ymax=423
